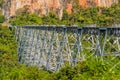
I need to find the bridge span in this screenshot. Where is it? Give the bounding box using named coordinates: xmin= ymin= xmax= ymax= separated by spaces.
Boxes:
xmin=14 ymin=25 xmax=120 ymax=71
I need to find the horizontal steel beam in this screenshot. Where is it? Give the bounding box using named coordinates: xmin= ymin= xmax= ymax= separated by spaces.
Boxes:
xmin=15 ymin=26 xmax=120 ymax=37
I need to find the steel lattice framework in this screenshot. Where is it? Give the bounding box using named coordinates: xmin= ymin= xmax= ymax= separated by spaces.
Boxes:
xmin=14 ymin=25 xmax=120 ymax=71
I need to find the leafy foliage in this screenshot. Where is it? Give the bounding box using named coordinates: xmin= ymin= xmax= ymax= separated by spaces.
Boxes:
xmin=10 ymin=4 xmax=120 ymax=26
xmin=10 ymin=13 xmax=42 ymax=26
xmin=0 ymin=15 xmax=5 ymax=23
xmin=0 ymin=0 xmax=3 ymax=7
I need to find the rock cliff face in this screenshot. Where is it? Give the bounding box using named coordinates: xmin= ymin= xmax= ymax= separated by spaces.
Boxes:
xmin=2 ymin=0 xmax=118 ymax=20
xmin=79 ymin=0 xmax=118 ymax=7
xmin=3 ymin=0 xmax=68 ymax=20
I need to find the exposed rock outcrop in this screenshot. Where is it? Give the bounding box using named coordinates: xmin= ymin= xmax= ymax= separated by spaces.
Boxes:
xmin=2 ymin=0 xmax=118 ymax=20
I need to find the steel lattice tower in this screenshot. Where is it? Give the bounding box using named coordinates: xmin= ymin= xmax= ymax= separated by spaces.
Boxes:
xmin=13 ymin=25 xmax=120 ymax=71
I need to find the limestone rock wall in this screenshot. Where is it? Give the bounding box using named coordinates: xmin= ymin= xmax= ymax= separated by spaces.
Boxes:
xmin=79 ymin=0 xmax=118 ymax=7
xmin=2 ymin=0 xmax=118 ymax=20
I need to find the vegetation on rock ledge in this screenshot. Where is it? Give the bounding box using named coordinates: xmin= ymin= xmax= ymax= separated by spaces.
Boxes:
xmin=10 ymin=4 xmax=120 ymax=27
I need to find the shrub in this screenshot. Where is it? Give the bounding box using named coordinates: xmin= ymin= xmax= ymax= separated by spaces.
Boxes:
xmin=0 ymin=15 xmax=5 ymax=23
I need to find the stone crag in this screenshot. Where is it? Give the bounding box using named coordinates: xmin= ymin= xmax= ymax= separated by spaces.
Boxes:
xmin=79 ymin=0 xmax=118 ymax=7
xmin=2 ymin=0 xmax=118 ymax=20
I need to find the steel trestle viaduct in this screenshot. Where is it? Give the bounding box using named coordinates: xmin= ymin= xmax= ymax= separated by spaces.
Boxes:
xmin=14 ymin=25 xmax=120 ymax=71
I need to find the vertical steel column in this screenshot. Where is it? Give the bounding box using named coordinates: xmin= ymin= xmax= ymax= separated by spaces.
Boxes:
xmin=116 ymin=28 xmax=120 ymax=54
xmin=17 ymin=27 xmax=23 ymax=62
xmin=72 ymin=27 xmax=82 ymax=66
xmin=22 ymin=28 xmax=29 ymax=64
xmin=56 ymin=27 xmax=67 ymax=71
xmin=28 ymin=29 xmax=35 ymax=65
xmin=17 ymin=27 xmax=21 ymax=42
xmin=37 ymin=29 xmax=44 ymax=67
xmin=32 ymin=28 xmax=39 ymax=65
xmin=18 ymin=27 xmax=23 ymax=63
xmin=68 ymin=27 xmax=79 ymax=66
xmin=55 ymin=30 xmax=61 ymax=71
xmin=46 ymin=27 xmax=56 ymax=71
xmin=65 ymin=31 xmax=72 ymax=66
xmin=94 ymin=28 xmax=107 ymax=57
xmin=33 ymin=29 xmax=41 ymax=65
xmin=39 ymin=28 xmax=47 ymax=67
xmin=18 ymin=28 xmax=28 ymax=63
xmin=24 ymin=28 xmax=31 ymax=64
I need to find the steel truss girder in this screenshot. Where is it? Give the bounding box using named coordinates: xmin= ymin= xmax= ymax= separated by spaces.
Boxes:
xmin=15 ymin=26 xmax=120 ymax=71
